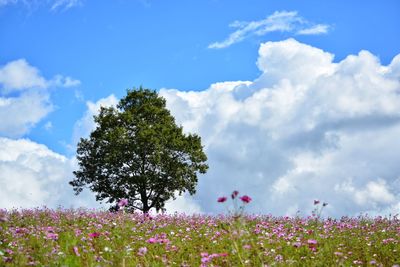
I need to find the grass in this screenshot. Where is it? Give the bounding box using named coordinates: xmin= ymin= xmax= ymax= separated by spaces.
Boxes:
xmin=0 ymin=206 xmax=399 ymax=266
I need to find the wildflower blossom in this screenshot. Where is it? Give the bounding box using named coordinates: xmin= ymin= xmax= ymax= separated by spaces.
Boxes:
xmin=118 ymin=198 xmax=128 ymax=207
xmin=217 ymin=196 xmax=227 ymax=203
xmin=88 ymin=232 xmax=101 ymax=238
xmin=146 ymin=237 xmax=157 ymax=244
xmin=138 ymin=247 xmax=147 ymax=256
xmin=45 ymin=232 xmax=58 ymax=240
xmin=73 ymin=246 xmax=80 ymax=257
xmin=0 ymin=214 xmax=7 ymax=222
xmin=231 ymin=190 xmax=239 ymax=199
xmin=240 ymin=195 xmax=252 ymax=203
xmin=307 ymin=239 xmax=318 ymax=245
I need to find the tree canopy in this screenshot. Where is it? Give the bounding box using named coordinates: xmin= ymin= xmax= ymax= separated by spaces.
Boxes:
xmin=70 ymin=87 xmax=208 ymax=213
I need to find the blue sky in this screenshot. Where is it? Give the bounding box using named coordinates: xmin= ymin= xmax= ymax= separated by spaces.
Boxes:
xmin=1 ymin=0 xmax=400 ymax=216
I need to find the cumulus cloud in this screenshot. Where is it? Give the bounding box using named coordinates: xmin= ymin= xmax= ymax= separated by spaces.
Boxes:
xmin=72 ymin=94 xmax=118 ymax=145
xmin=0 ymin=91 xmax=53 ymax=138
xmin=164 ymin=194 xmax=202 ymax=214
xmin=0 ymin=59 xmax=81 ymax=93
xmin=0 ymin=59 xmax=80 ymax=138
xmin=208 ymin=11 xmax=330 ymax=49
xmin=0 ymin=59 xmax=47 ymax=92
xmin=160 ymin=38 xmax=400 ymax=217
xmin=0 ymin=137 xmax=99 ymax=209
xmin=0 ymin=58 xmax=95 ymax=210
xmin=0 ymin=94 xmax=116 ymax=210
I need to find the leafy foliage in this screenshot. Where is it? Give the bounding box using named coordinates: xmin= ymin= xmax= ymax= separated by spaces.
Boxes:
xmin=70 ymin=87 xmax=208 ymax=212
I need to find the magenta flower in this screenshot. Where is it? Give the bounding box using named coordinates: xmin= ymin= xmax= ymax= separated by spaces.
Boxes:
xmin=73 ymin=246 xmax=80 ymax=257
xmin=217 ymin=196 xmax=227 ymax=203
xmin=146 ymin=237 xmax=157 ymax=244
xmin=118 ymin=198 xmax=128 ymax=207
xmin=231 ymin=190 xmax=239 ymax=199
xmin=45 ymin=232 xmax=58 ymax=240
xmin=0 ymin=213 xmax=7 ymax=222
xmin=307 ymin=239 xmax=317 ymax=245
xmin=88 ymin=232 xmax=101 ymax=238
xmin=138 ymin=247 xmax=148 ymax=256
xmin=293 ymin=242 xmax=302 ymax=248
xmin=240 ymin=195 xmax=252 ymax=203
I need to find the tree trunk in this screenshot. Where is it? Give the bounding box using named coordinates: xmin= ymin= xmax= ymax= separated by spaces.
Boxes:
xmin=140 ymin=191 xmax=150 ymax=213
xmin=142 ymin=201 xmax=150 ymax=213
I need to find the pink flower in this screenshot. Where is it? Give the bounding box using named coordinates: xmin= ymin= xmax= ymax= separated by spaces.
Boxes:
xmin=201 ymin=256 xmax=211 ymax=264
xmin=146 ymin=237 xmax=157 ymax=244
xmin=118 ymin=198 xmax=128 ymax=207
xmin=46 ymin=232 xmax=58 ymax=240
xmin=293 ymin=242 xmax=302 ymax=248
xmin=307 ymin=239 xmax=318 ymax=251
xmin=138 ymin=247 xmax=147 ymax=256
xmin=314 ymin=200 xmax=320 ymax=205
xmin=231 ymin=190 xmax=239 ymax=199
xmin=88 ymin=232 xmax=101 ymax=238
xmin=73 ymin=246 xmax=80 ymax=257
xmin=0 ymin=213 xmax=8 ymax=222
xmin=240 ymin=195 xmax=252 ymax=203
xmin=217 ymin=196 xmax=227 ymax=203
xmin=307 ymin=239 xmax=317 ymax=245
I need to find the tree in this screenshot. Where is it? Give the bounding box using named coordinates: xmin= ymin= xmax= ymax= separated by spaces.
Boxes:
xmin=70 ymin=87 xmax=208 ymax=213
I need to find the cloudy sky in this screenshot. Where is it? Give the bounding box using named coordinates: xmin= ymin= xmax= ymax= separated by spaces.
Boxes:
xmin=1 ymin=0 xmax=400 ymax=217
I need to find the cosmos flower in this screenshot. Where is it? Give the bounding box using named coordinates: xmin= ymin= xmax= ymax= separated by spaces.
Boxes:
xmin=118 ymin=198 xmax=128 ymax=207
xmin=231 ymin=190 xmax=239 ymax=199
xmin=217 ymin=196 xmax=227 ymax=203
xmin=88 ymin=232 xmax=101 ymax=238
xmin=138 ymin=247 xmax=148 ymax=256
xmin=240 ymin=195 xmax=252 ymax=203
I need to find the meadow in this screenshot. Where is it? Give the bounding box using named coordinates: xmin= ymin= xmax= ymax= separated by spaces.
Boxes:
xmin=0 ymin=194 xmax=399 ymax=266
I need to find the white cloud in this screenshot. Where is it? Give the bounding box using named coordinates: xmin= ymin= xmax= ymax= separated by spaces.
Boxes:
xmin=51 ymin=75 xmax=81 ymax=88
xmin=208 ymin=11 xmax=330 ymax=49
xmin=160 ymin=38 xmax=400 ymax=217
xmin=0 ymin=0 xmax=83 ymax=10
xmin=3 ymin=40 xmax=399 ymax=218
xmin=0 ymin=59 xmax=47 ymax=92
xmin=0 ymin=137 xmax=99 ymax=209
xmin=297 ymin=24 xmax=329 ymax=35
xmin=0 ymin=59 xmax=80 ymax=138
xmin=0 ymin=59 xmax=81 ymax=93
xmin=0 ymin=91 xmax=53 ymax=138
xmin=44 ymin=121 xmax=53 ymax=131
xmin=0 ymin=94 xmax=119 ymax=210
xmin=164 ymin=194 xmax=202 ymax=214
xmin=51 ymin=0 xmax=83 ymax=11
xmin=0 ymin=58 xmax=93 ymax=210
xmin=72 ymin=95 xmax=118 ymax=145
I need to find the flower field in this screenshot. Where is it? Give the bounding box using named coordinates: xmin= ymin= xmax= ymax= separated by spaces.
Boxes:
xmin=0 ymin=208 xmax=399 ymax=266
